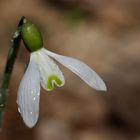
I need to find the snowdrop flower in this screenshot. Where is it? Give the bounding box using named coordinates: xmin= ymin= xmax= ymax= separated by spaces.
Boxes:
xmin=17 ymin=19 xmax=107 ymax=128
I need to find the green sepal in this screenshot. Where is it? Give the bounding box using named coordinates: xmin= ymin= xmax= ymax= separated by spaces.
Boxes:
xmin=21 ymin=20 xmax=43 ymax=52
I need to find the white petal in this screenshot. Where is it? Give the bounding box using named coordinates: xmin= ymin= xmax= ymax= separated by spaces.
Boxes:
xmin=17 ymin=56 xmax=40 ymax=128
xmin=32 ymin=48 xmax=65 ymax=91
xmin=45 ymin=50 xmax=107 ymax=91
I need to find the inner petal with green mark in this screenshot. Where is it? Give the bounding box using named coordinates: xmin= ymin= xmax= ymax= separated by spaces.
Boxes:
xmin=47 ymin=75 xmax=64 ymax=91
xmin=32 ymin=48 xmax=65 ymax=91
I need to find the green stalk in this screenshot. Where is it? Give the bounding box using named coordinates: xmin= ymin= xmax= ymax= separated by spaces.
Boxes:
xmin=0 ymin=16 xmax=25 ymax=127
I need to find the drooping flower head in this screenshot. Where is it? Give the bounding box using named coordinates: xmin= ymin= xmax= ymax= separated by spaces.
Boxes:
xmin=17 ymin=18 xmax=107 ymax=128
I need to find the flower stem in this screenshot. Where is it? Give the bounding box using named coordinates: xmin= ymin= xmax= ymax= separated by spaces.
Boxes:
xmin=0 ymin=16 xmax=25 ymax=127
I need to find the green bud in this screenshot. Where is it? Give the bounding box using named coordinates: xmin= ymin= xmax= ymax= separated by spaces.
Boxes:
xmin=21 ymin=20 xmax=43 ymax=52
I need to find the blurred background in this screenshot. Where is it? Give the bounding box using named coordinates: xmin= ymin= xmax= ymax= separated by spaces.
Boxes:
xmin=0 ymin=0 xmax=140 ymax=140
